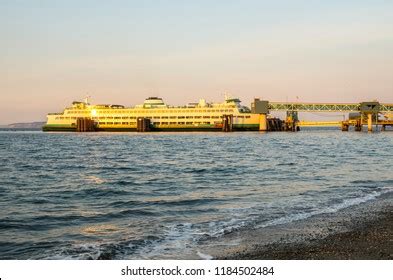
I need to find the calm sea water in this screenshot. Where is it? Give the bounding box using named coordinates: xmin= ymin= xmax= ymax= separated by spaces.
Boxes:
xmin=0 ymin=129 xmax=392 ymax=259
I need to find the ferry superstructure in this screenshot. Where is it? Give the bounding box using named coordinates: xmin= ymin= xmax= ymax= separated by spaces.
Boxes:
xmin=43 ymin=96 xmax=267 ymax=132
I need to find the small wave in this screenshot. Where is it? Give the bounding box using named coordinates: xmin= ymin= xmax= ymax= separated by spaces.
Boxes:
xmin=117 ymin=209 xmax=158 ymax=217
xmin=351 ymin=179 xmax=376 ymax=184
xmin=109 ymin=180 xmax=137 ymax=186
xmin=80 ymin=188 xmax=129 ymax=197
xmin=84 ymin=176 xmax=105 ymax=184
xmin=197 ymin=251 xmax=213 ymax=260
xmin=258 ymin=189 xmax=392 ymax=228
xmin=45 ymin=236 xmax=160 ymax=260
xmin=81 ymin=224 xmax=118 ymax=235
xmin=154 ymin=198 xmax=220 ymax=207
xmin=106 ymin=200 xmax=145 ymax=208
xmin=276 ymin=162 xmax=296 ymax=166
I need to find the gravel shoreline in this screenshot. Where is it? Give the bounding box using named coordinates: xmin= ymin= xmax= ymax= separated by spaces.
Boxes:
xmin=213 ymin=192 xmax=393 ymax=260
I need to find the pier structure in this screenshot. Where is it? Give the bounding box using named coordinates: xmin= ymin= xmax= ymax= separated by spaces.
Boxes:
xmin=76 ymin=118 xmax=96 ymax=132
xmin=222 ymin=115 xmax=234 ymax=132
xmin=137 ymin=117 xmax=151 ymax=132
xmin=46 ymin=97 xmax=393 ymax=133
xmin=267 ymin=101 xmax=393 ymax=132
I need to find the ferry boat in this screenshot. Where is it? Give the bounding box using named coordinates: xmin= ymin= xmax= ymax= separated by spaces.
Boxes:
xmin=43 ymin=96 xmax=267 ymax=132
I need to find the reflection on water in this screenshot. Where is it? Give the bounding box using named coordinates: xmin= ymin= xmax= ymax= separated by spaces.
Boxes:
xmin=81 ymin=224 xmax=118 ymax=235
xmin=0 ymin=129 xmax=392 ymax=259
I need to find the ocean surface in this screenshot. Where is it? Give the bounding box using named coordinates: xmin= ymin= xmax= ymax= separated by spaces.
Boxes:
xmin=0 ymin=129 xmax=392 ymax=259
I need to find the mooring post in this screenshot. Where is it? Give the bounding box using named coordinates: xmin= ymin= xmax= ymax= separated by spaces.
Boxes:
xmin=259 ymin=114 xmax=267 ymax=131
xmin=367 ymin=113 xmax=372 ymax=132
xmin=341 ymin=122 xmax=349 ymax=131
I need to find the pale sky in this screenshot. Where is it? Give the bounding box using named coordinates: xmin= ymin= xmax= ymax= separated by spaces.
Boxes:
xmin=1 ymin=0 xmax=393 ymax=124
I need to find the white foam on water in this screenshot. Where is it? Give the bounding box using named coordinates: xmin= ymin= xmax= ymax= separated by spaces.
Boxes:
xmin=44 ymin=242 xmax=103 ymax=260
xmin=197 ymin=251 xmax=213 ymax=260
xmin=258 ymin=189 xmax=392 ymax=229
xmin=44 ymin=188 xmax=392 ymax=260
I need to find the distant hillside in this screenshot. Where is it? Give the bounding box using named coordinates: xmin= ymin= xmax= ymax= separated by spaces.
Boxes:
xmin=6 ymin=122 xmax=46 ymax=129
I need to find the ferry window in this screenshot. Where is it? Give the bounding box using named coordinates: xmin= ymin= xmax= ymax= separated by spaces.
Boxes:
xmin=178 ymin=116 xmax=185 ymax=119
xmin=169 ymin=116 xmax=176 ymax=119
xmin=238 ymin=116 xmax=244 ymax=118
xmin=204 ymin=122 xmax=210 ymax=124
xmin=178 ymin=122 xmax=185 ymax=124
xmin=114 ymin=122 xmax=120 ymax=125
xmin=161 ymin=122 xmax=168 ymax=125
xmin=203 ymin=116 xmax=210 ymax=118
xmin=245 ymin=116 xmax=251 ymax=118
xmin=107 ymin=122 xmax=113 ymax=125
xmin=155 ymin=116 xmax=161 ymax=119
xmin=207 ymin=110 xmax=212 ymax=112
xmin=161 ymin=116 xmax=168 ymax=119
xmin=155 ymin=122 xmax=161 ymax=125
xmin=107 ymin=117 xmax=113 ymax=119
xmin=122 ymin=117 xmax=128 ymax=119
xmin=194 ymin=116 xmax=201 ymax=119
xmin=130 ymin=122 xmax=136 ymax=125
xmin=170 ymin=122 xmax=176 ymax=124
xmin=114 ymin=117 xmax=121 ymax=119
xmin=186 ymin=116 xmax=193 ymax=119
xmin=99 ymin=122 xmax=106 ymax=124
xmin=130 ymin=116 xmax=136 ymax=119
xmin=186 ymin=122 xmax=193 ymax=125
xmin=122 ymin=122 xmax=129 ymax=125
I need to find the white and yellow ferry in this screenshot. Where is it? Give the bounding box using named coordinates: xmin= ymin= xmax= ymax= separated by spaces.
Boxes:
xmin=43 ymin=96 xmax=267 ymax=132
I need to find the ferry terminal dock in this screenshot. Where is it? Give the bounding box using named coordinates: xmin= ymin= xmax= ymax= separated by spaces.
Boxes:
xmin=43 ymin=97 xmax=393 ymax=133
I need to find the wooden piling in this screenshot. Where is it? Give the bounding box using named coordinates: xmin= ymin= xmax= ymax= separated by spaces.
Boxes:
xmin=137 ymin=117 xmax=151 ymax=132
xmin=222 ymin=115 xmax=233 ymax=132
xmin=341 ymin=122 xmax=349 ymax=131
xmin=76 ymin=118 xmax=95 ymax=132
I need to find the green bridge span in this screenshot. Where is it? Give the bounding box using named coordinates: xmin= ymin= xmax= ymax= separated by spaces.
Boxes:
xmin=268 ymin=102 xmax=393 ymax=113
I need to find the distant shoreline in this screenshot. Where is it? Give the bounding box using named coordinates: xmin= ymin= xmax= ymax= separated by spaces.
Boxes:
xmin=0 ymin=122 xmax=45 ymax=129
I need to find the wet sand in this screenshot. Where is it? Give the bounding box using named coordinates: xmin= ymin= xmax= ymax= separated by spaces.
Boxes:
xmin=213 ymin=192 xmax=393 ymax=260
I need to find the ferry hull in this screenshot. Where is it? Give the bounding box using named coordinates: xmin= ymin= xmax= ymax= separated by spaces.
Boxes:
xmin=42 ymin=124 xmax=260 ymax=132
